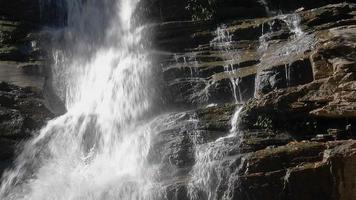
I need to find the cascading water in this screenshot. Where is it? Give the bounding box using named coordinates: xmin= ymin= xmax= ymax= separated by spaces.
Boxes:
xmin=280 ymin=13 xmax=305 ymax=87
xmin=0 ymin=0 xmax=161 ymax=199
xmin=188 ymin=106 xmax=243 ymax=200
xmin=210 ymin=25 xmax=242 ymax=103
xmin=254 ymin=12 xmax=314 ymax=97
xmin=186 ymin=24 xmax=246 ymax=200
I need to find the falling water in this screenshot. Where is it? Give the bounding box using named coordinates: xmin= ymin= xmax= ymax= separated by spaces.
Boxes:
xmin=255 ymin=13 xmax=313 ymax=96
xmin=280 ymin=14 xmax=305 ymax=87
xmin=188 ymin=106 xmax=242 ymax=200
xmin=0 ymin=0 xmax=161 ymax=200
xmin=210 ymin=25 xmax=242 ymax=103
xmin=187 ymin=26 xmax=245 ymax=199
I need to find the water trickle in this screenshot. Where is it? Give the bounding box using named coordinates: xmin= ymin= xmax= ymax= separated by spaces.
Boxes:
xmin=0 ymin=0 xmax=161 ymax=199
xmin=254 ymin=13 xmax=314 ymax=97
xmin=210 ymin=25 xmax=242 ymax=103
xmin=171 ymin=52 xmax=212 ymax=103
xmin=173 ymin=53 xmax=199 ymax=79
xmin=188 ymin=105 xmax=242 ymax=200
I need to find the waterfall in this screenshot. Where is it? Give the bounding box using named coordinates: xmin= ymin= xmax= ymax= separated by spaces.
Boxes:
xmin=0 ymin=0 xmax=161 ymax=199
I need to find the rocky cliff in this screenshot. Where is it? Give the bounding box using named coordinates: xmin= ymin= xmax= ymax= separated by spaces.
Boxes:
xmin=147 ymin=1 xmax=356 ymax=199
xmin=1 ymin=0 xmax=356 ymax=199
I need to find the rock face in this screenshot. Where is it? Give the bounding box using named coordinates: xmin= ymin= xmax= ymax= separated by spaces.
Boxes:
xmin=235 ymin=140 xmax=356 ymax=200
xmin=0 ymin=81 xmax=53 ymax=175
xmin=146 ymin=1 xmax=356 ymax=200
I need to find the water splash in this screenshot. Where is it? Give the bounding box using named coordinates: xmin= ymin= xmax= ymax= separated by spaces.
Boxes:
xmin=0 ymin=0 xmax=160 ymax=199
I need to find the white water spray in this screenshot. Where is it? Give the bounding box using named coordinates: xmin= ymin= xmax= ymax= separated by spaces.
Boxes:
xmin=0 ymin=0 xmax=160 ymax=200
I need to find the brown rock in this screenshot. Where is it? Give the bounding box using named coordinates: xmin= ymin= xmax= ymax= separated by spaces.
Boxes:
xmin=310 ymin=51 xmax=333 ymax=80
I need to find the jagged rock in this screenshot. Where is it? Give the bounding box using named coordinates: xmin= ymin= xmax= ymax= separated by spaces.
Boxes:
xmin=231 ymin=140 xmax=356 ymax=200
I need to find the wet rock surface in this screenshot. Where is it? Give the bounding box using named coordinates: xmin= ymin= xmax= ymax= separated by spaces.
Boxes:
xmin=0 ymin=0 xmax=54 ymax=90
xmin=147 ymin=2 xmax=356 ymax=200
xmin=154 ymin=3 xmax=356 ymax=108
xmin=0 ymin=81 xmax=53 ymax=175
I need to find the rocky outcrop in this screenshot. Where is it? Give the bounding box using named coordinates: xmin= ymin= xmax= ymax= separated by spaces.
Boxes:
xmin=234 ymin=140 xmax=356 ymax=200
xmin=153 ymin=3 xmax=356 ymax=109
xmin=239 ymin=4 xmax=356 ymax=136
xmin=148 ymin=2 xmax=356 ymax=200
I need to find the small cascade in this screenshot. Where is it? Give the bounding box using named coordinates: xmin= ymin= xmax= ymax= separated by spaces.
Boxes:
xmin=278 ymin=13 xmax=306 ymax=87
xmin=188 ymin=105 xmax=243 ymax=200
xmin=254 ymin=12 xmax=314 ymax=97
xmin=210 ymin=25 xmax=242 ymax=103
xmin=173 ymin=53 xmax=199 ymax=78
xmin=281 ymin=13 xmax=304 ymax=38
xmin=187 ymin=26 xmax=246 ymax=199
xmin=228 ymin=106 xmax=243 ymax=137
xmin=170 ymin=52 xmax=213 ymax=103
